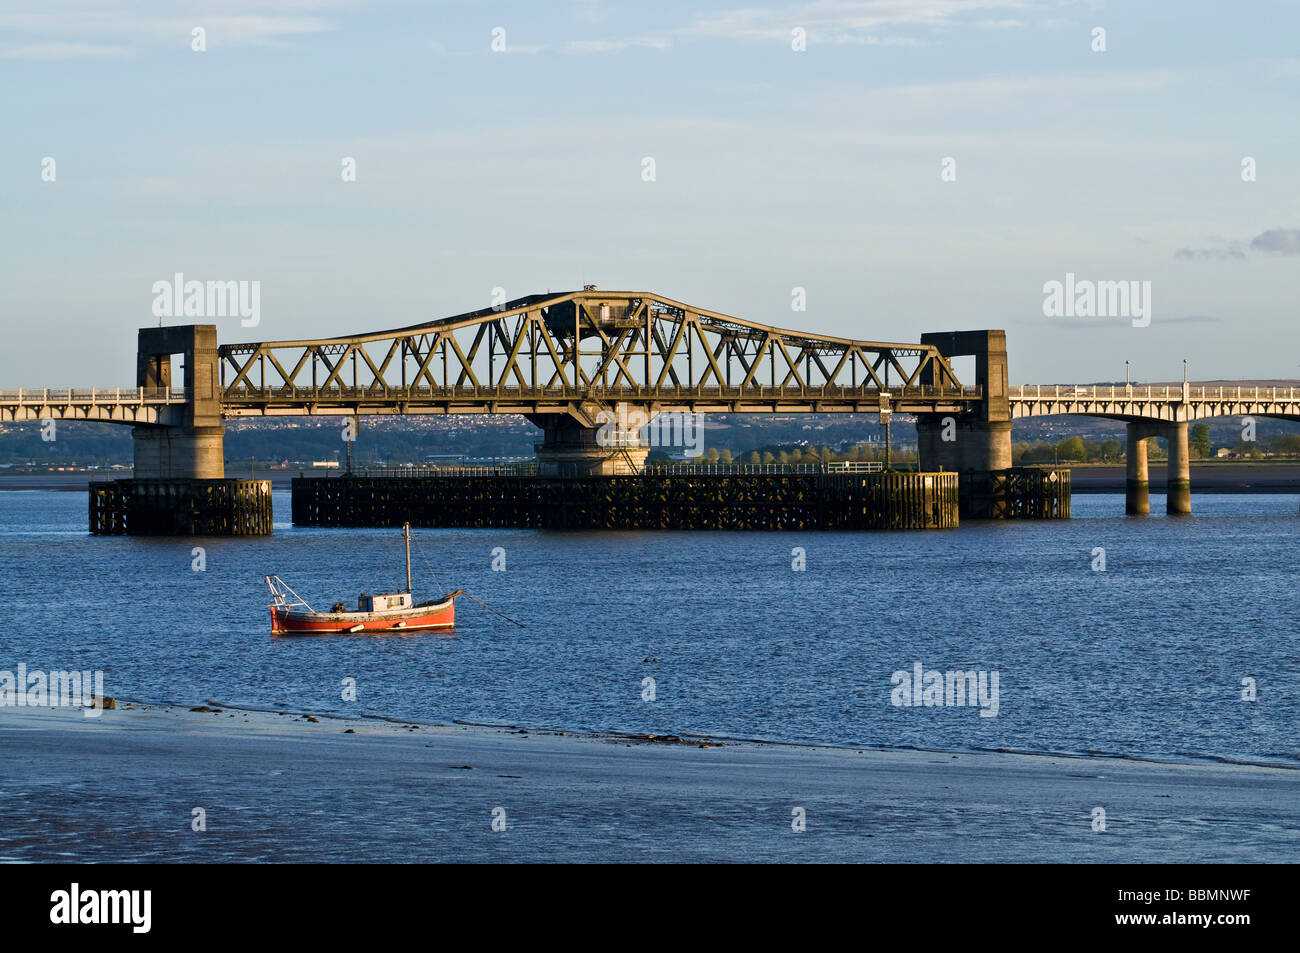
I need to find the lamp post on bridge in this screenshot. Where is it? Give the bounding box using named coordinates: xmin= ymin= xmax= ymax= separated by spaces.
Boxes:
xmin=881 ymin=410 xmax=892 ymax=470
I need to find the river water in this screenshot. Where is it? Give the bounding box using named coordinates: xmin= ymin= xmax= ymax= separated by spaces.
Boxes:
xmin=1 ymin=488 xmax=1297 ymax=766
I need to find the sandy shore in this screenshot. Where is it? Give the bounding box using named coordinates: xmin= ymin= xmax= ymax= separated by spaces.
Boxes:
xmin=1 ymin=703 xmax=1296 ymax=862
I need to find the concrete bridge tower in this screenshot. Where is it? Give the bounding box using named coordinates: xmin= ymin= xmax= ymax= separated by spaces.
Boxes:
xmin=915 ymin=330 xmax=1012 ymax=473
xmin=88 ymin=324 xmax=270 ymax=535
xmin=132 ymin=325 xmax=225 ymax=479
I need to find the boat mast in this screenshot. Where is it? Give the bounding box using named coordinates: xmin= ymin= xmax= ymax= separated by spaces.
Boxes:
xmin=403 ymin=521 xmax=412 ymax=593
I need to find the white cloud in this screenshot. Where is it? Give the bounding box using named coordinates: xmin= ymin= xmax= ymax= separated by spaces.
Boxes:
xmin=565 ymin=36 xmax=671 ymax=53
xmin=679 ymin=0 xmax=1032 ymax=41
xmin=0 ymin=41 xmax=128 ymax=60
xmin=0 ymin=4 xmax=340 ymax=55
xmin=562 ymin=0 xmax=1043 ymax=54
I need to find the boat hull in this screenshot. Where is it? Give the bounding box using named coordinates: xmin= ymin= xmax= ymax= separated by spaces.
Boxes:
xmin=271 ymin=597 xmax=455 ymax=636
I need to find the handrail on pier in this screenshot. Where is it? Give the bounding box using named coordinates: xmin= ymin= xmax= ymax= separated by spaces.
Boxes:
xmin=0 ymin=387 xmax=189 ymax=403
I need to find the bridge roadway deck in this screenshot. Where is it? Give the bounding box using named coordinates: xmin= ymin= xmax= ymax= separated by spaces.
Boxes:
xmin=8 ymin=383 xmax=1300 ymax=425
xmin=2 ymin=384 xmax=980 ymax=423
xmin=1010 ymin=384 xmax=1300 ymax=422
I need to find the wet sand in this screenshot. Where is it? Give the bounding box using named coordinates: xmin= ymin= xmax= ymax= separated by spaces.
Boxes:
xmin=2 ymin=704 xmax=1296 ymax=862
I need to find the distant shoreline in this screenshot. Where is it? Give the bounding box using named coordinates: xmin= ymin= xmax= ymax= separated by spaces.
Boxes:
xmin=0 ymin=472 xmax=299 ymax=491
xmin=1066 ymin=462 xmax=1300 ymax=494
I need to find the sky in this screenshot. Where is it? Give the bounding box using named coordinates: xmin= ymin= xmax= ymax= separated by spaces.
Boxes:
xmin=2 ymin=0 xmax=1298 ymax=386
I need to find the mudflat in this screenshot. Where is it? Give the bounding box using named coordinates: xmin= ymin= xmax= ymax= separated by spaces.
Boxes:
xmin=2 ymin=704 xmax=1296 ymax=862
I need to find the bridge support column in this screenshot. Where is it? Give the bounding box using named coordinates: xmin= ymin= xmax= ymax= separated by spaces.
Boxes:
xmin=1125 ymin=425 xmax=1150 ymax=515
xmin=132 ymin=426 xmax=225 ymax=480
xmin=916 ymin=330 xmax=1021 ymax=517
xmin=917 ymin=330 xmax=1012 ymax=475
xmin=527 ymin=411 xmax=649 ymax=476
xmin=1123 ymin=421 xmax=1190 ymax=516
xmin=93 ymin=324 xmax=264 ymax=537
xmin=1166 ymin=420 xmax=1191 ymax=515
xmin=132 ymin=325 xmax=225 ymax=479
xmin=916 ymin=417 xmax=1012 ymax=472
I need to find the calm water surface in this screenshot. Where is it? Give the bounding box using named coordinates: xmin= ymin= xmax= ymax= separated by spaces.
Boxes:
xmin=2 ymin=489 xmax=1297 ymax=765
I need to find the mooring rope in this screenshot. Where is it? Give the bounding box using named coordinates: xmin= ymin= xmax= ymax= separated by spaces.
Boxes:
xmin=458 ymin=590 xmax=527 ymax=628
xmin=412 ymin=533 xmax=525 ymax=628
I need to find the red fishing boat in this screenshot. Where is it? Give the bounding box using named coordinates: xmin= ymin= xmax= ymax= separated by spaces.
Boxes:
xmin=266 ymin=523 xmax=461 ymax=636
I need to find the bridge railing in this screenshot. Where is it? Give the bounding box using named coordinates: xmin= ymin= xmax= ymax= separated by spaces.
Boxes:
xmin=1013 ymin=384 xmax=1300 ymax=401
xmin=645 ymin=462 xmax=886 ymax=475
xmin=219 ymin=383 xmax=983 ymax=402
xmin=317 ymin=462 xmax=887 ymax=478
xmin=336 ymin=464 xmax=541 ymax=478
xmin=0 ymin=387 xmax=190 ymax=403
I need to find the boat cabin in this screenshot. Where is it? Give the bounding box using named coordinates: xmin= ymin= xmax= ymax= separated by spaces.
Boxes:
xmin=359 ymin=592 xmax=412 ymax=612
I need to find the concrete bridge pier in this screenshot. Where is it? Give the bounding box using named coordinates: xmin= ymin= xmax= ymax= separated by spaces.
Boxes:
xmin=916 ymin=330 xmax=1013 ymax=473
xmin=914 ymin=330 xmax=1067 ymax=519
xmin=1124 ymin=420 xmax=1190 ymax=516
xmin=916 ymin=331 xmax=1020 ymax=518
xmin=1125 ymin=426 xmax=1150 ymax=515
xmin=132 ymin=426 xmax=225 ymax=479
xmin=916 ymin=416 xmax=1013 ymax=472
xmin=90 ymin=324 xmax=271 ymax=536
xmin=1166 ymin=421 xmax=1191 ymax=515
xmin=527 ymin=406 xmax=650 ymax=476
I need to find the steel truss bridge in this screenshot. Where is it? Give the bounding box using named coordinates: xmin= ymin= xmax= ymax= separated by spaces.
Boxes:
xmin=8 ymin=381 xmax=1300 ymax=426
xmin=5 ymin=285 xmax=1300 ymax=518
xmin=2 ymin=287 xmax=1298 ymax=431
xmin=212 ymin=289 xmax=977 ymax=419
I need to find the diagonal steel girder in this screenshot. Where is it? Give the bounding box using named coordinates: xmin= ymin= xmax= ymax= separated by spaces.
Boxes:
xmin=216 ymin=289 xmax=967 ymax=408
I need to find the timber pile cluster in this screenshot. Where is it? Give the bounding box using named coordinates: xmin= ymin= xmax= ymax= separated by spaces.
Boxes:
xmin=292 ymin=472 xmax=961 ymax=531
xmin=959 ymin=468 xmax=1071 ymax=519
xmin=89 ymin=479 xmax=273 ymax=535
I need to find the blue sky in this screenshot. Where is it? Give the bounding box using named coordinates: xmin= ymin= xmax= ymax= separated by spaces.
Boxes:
xmin=3 ymin=0 xmax=1298 ymax=385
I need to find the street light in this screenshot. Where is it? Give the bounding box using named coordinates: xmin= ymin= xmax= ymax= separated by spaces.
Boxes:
xmin=1183 ymin=359 xmax=1188 ymax=384
xmin=1125 ymin=360 xmax=1130 ymax=387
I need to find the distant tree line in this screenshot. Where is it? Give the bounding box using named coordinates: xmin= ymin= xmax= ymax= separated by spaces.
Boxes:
xmin=8 ymin=416 xmax=1300 ymax=469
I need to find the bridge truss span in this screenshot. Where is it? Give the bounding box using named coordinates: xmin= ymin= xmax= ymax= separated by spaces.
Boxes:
xmin=216 ymin=289 xmax=980 ymax=418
